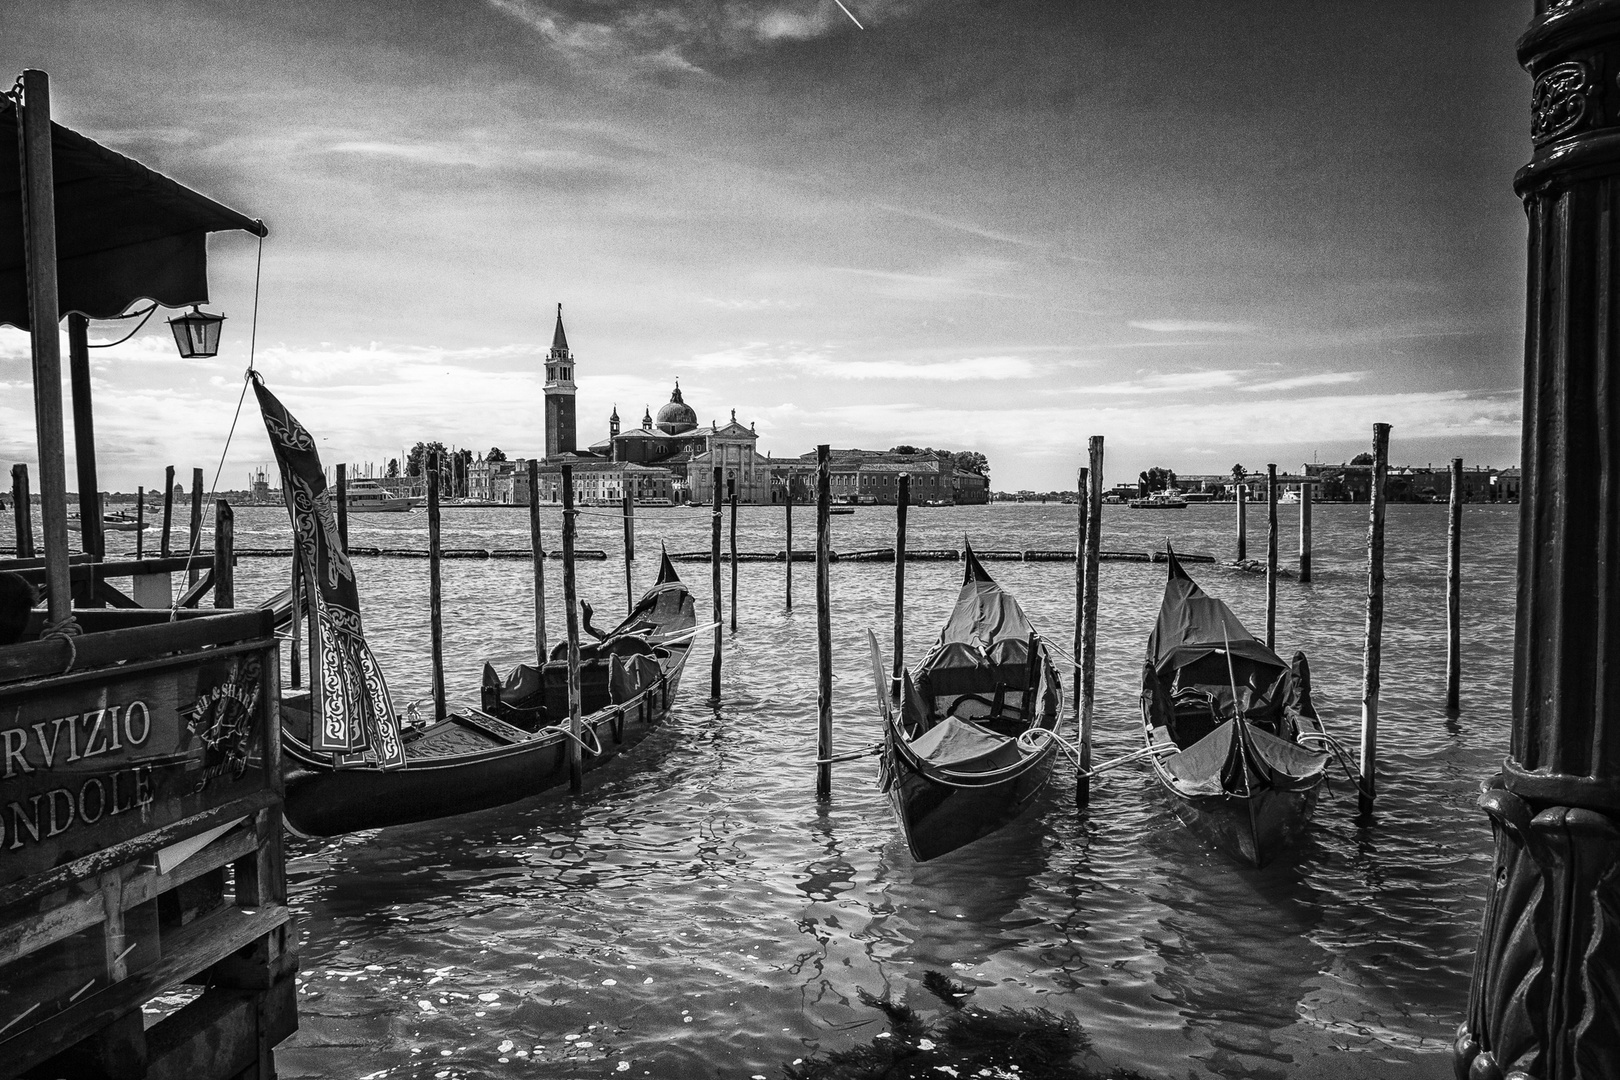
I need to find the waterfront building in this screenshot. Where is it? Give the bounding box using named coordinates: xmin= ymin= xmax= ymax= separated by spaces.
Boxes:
xmin=795 ymin=448 xmax=988 ymax=505
xmin=586 ymin=383 xmax=773 ymax=503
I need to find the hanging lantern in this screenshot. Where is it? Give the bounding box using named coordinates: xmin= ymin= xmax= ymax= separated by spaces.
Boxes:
xmin=168 ymin=305 xmax=226 ymax=358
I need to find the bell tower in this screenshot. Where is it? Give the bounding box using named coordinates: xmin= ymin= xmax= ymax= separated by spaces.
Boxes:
xmin=543 ymin=303 xmax=577 ymax=458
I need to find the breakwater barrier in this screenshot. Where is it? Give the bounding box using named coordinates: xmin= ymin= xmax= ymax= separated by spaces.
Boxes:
xmin=14 ymin=546 xmax=1218 ymax=565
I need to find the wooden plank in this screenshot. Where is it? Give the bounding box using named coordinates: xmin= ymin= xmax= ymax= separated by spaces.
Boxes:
xmin=67 ymin=316 xmax=104 ymax=567
xmin=0 ymin=610 xmax=271 ymax=686
xmin=161 ymin=465 xmax=175 ymax=558
xmin=94 ymin=580 xmax=141 ymax=609
xmin=188 ymin=468 xmax=204 ymax=585
xmin=174 ymin=569 xmax=214 ymax=609
xmin=0 ymin=892 xmax=105 ymax=967
xmin=213 ymin=500 xmax=234 ymax=608
xmin=9 ymin=465 xmax=33 ymax=561
xmin=0 ymin=905 xmax=288 ymax=1078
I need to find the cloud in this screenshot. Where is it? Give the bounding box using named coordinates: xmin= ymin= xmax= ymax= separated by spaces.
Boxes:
xmin=1129 ymin=319 xmax=1256 ymax=334
xmin=684 ymin=343 xmax=1039 ymax=381
xmin=1246 ymin=371 xmax=1364 ymax=392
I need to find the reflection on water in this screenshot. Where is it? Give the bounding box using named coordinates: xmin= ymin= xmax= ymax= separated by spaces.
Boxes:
xmin=7 ymin=501 xmax=1507 ymax=1078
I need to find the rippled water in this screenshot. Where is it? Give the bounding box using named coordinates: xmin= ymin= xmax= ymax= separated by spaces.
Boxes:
xmin=12 ymin=499 xmax=1518 ymax=1078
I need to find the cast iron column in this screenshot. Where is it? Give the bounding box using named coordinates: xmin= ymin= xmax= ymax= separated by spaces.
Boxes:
xmin=1456 ymin=5 xmax=1620 ymax=1079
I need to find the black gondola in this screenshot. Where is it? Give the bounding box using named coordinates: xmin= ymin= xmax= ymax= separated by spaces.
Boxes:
xmin=1140 ymin=549 xmax=1330 ymax=867
xmin=871 ymin=542 xmax=1063 ymax=861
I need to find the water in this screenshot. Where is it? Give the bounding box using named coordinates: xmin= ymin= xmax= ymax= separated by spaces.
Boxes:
xmin=9 ymin=500 xmax=1516 ymax=1078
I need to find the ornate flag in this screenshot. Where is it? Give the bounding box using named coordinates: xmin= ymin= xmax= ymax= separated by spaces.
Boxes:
xmin=252 ymin=373 xmax=405 ymax=769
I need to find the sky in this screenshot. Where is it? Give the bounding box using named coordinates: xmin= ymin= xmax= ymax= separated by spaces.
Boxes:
xmin=2 ymin=0 xmax=1531 ymax=492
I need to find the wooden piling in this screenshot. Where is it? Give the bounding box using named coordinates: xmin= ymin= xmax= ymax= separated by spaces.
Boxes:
xmin=528 ymin=459 xmax=546 ymax=663
xmin=212 ymin=499 xmax=234 ymax=607
xmin=67 ymin=313 xmax=103 ymax=563
xmin=427 ymin=457 xmax=446 ymax=722
xmin=816 ymin=445 xmax=833 ymax=800
xmin=161 ymin=465 xmax=175 ymax=558
xmin=11 ymin=464 xmax=34 ymax=559
xmin=729 ymin=477 xmax=738 ymax=632
xmin=892 ymin=474 xmax=909 ymax=696
xmin=1446 ymin=456 xmax=1462 ymax=711
xmin=335 ymin=463 xmax=349 ymax=554
xmin=189 ymin=467 xmax=204 ymax=584
xmin=711 ymin=466 xmax=723 ymax=702
xmin=785 ymin=492 xmax=793 ymax=609
xmin=1359 ymin=423 xmax=1390 ymax=814
xmin=1266 ymin=463 xmax=1277 ymax=651
xmin=1236 ymin=483 xmax=1247 ymax=562
xmin=1078 ymin=437 xmax=1104 ymax=806
xmin=561 ymin=463 xmax=585 ymax=795
xmin=1073 ymin=465 xmax=1089 ymax=805
xmin=136 ymin=487 xmax=145 ymax=559
xmin=1299 ymin=478 xmax=1312 ymax=584
xmin=622 ymin=492 xmax=635 ymax=612
xmin=18 ymin=70 xmax=73 ymax=624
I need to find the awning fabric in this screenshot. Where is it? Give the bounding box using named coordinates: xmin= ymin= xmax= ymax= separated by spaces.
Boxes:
xmin=1 ymin=102 xmax=265 ymax=331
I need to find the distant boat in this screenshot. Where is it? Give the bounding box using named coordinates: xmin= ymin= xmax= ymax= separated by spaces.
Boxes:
xmin=830 ymin=507 xmax=856 ymax=515
xmin=1129 ymin=490 xmax=1187 ymax=509
xmin=101 ymin=511 xmax=151 ymax=532
xmin=636 ymin=498 xmax=673 ymax=507
xmin=1278 ymin=490 xmax=1301 ymax=505
xmin=871 ymin=543 xmax=1063 ymax=861
xmin=345 ymin=478 xmax=411 ymax=513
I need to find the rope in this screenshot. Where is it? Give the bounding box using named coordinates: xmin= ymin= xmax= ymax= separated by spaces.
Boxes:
xmin=41 ymin=614 xmax=81 ymax=673
xmin=170 ymin=231 xmax=265 ymax=617
xmin=1297 ymin=728 xmax=1375 ymax=800
xmin=461 ymin=706 xmax=604 ymax=756
xmin=815 ymin=741 xmax=881 ymax=765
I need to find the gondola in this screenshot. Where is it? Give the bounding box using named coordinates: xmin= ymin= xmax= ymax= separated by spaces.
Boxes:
xmin=871 ymin=542 xmax=1063 ymax=861
xmin=1140 ymin=548 xmax=1330 ymax=867
xmin=253 ymin=374 xmax=696 ymax=836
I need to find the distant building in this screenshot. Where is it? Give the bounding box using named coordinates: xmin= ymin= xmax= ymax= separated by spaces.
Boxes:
xmin=794 ymin=449 xmax=986 ymax=505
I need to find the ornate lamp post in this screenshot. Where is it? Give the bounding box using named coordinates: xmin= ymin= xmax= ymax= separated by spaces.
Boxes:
xmin=1456 ymin=4 xmax=1620 ymax=1079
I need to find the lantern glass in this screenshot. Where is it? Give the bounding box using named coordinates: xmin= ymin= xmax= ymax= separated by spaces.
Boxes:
xmin=168 ymin=306 xmax=226 ymax=358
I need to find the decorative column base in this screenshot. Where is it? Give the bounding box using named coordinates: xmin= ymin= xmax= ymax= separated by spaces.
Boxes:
xmin=1454 ymin=777 xmax=1620 ymax=1080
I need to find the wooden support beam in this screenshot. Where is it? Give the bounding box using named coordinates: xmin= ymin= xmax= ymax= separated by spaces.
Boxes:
xmin=67 ymin=314 xmax=104 ymax=564
xmin=212 ymin=500 xmax=234 ymax=608
xmin=11 ymin=464 xmax=33 ymax=560
xmin=1358 ymin=423 xmax=1389 ymax=815
xmin=1078 ymin=438 xmax=1103 ymax=806
xmin=892 ymin=473 xmax=908 ymax=697
xmin=561 ymin=463 xmax=584 ymax=795
xmin=710 ymin=465 xmax=722 ymax=702
xmin=427 ymin=455 xmax=445 ymax=722
xmin=815 ymin=445 xmax=832 ymax=801
xmin=1446 ymin=456 xmax=1462 ymax=711
xmin=529 ymin=459 xmax=546 ymax=664
xmin=188 ymin=467 xmax=204 ymax=585
xmin=161 ymin=465 xmax=175 ymax=558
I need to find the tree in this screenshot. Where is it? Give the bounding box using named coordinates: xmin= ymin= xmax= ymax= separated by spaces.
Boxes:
xmin=1351 ymin=452 xmax=1374 ymax=466
xmin=487 ymin=447 xmax=507 ymax=463
xmin=1140 ymin=466 xmax=1172 ymax=493
xmin=386 ymin=458 xmax=400 ymax=478
xmin=1231 ymin=463 xmax=1246 ymax=484
xmin=406 ymin=441 xmax=448 ymax=478
xmin=951 ymin=451 xmax=989 ymax=476
xmin=891 ymin=445 xmax=920 ymax=455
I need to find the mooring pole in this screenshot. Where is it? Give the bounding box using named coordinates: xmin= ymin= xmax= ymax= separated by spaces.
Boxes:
xmin=427 ymin=455 xmax=446 ymax=722
xmin=11 ymin=465 xmax=33 ymax=559
xmin=1459 ymin=15 xmax=1620 ymax=1074
xmin=561 ymin=463 xmax=584 ymax=795
xmin=892 ymin=473 xmax=909 ymax=697
xmin=336 ymin=463 xmax=349 ymax=554
xmin=1074 ymin=464 xmax=1090 ymax=806
xmin=189 ymin=467 xmax=204 ymax=585
xmin=1358 ymin=423 xmax=1390 ymax=816
xmin=135 ymin=487 xmax=145 ymax=559
xmin=161 ymin=465 xmax=175 ymax=558
xmin=1446 ymin=457 xmax=1463 ymax=712
xmin=1236 ymin=482 xmax=1248 ymax=562
xmin=728 ymin=476 xmax=738 ymax=632
xmin=710 ymin=465 xmax=723 ymax=702
xmin=17 ymin=70 xmax=72 ymax=624
xmin=212 ymin=499 xmax=234 ymax=607
xmin=785 ymin=490 xmax=794 ymax=609
xmin=529 ymin=459 xmax=547 ymax=663
xmin=816 ymin=445 xmax=833 ymax=800
xmin=66 ymin=314 xmax=104 ymax=564
xmin=1266 ymin=463 xmax=1277 ymax=651
xmin=1299 ymin=478 xmax=1313 ymax=584
xmin=622 ymin=491 xmax=635 ymax=612
xmin=1078 ymin=437 xmax=1104 ymax=807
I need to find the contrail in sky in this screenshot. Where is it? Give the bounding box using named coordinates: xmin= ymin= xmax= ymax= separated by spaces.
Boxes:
xmin=831 ymin=0 xmax=864 ymax=29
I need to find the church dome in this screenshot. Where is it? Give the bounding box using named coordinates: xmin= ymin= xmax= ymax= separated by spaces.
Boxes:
xmin=656 ymin=382 xmax=697 ymax=435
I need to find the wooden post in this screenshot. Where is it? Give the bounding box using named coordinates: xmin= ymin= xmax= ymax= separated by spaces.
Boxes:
xmin=212 ymin=499 xmax=234 ymax=607
xmin=561 ymin=463 xmax=585 ymax=795
xmin=711 ymin=466 xmax=723 ymax=701
xmin=529 ymin=459 xmax=547 ymax=663
xmin=1266 ymin=463 xmax=1277 ymax=651
xmin=622 ymin=492 xmax=635 ymax=612
xmin=1446 ymin=456 xmax=1462 ymax=711
xmin=17 ymin=70 xmax=73 ymax=624
xmin=1358 ymin=423 xmax=1390 ymax=815
xmin=11 ymin=464 xmax=34 ymax=559
xmin=815 ymin=445 xmax=832 ymax=800
xmin=67 ymin=313 xmax=104 ymax=563
xmin=1078 ymin=438 xmax=1104 ymax=806
xmin=785 ymin=490 xmax=793 ymax=610
xmin=1236 ymin=483 xmax=1248 ymax=562
xmin=728 ymin=477 xmax=739 ymax=631
xmin=336 ymin=463 xmax=349 ymax=554
xmin=135 ymin=487 xmax=145 ymax=560
xmin=892 ymin=474 xmax=909 ymax=696
xmin=1299 ymin=478 xmax=1312 ymax=584
xmin=161 ymin=464 xmax=175 ymax=557
xmin=189 ymin=467 xmax=204 ymax=584
xmin=1073 ymin=465 xmax=1089 ymax=805
xmin=427 ymin=455 xmax=446 ymax=722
